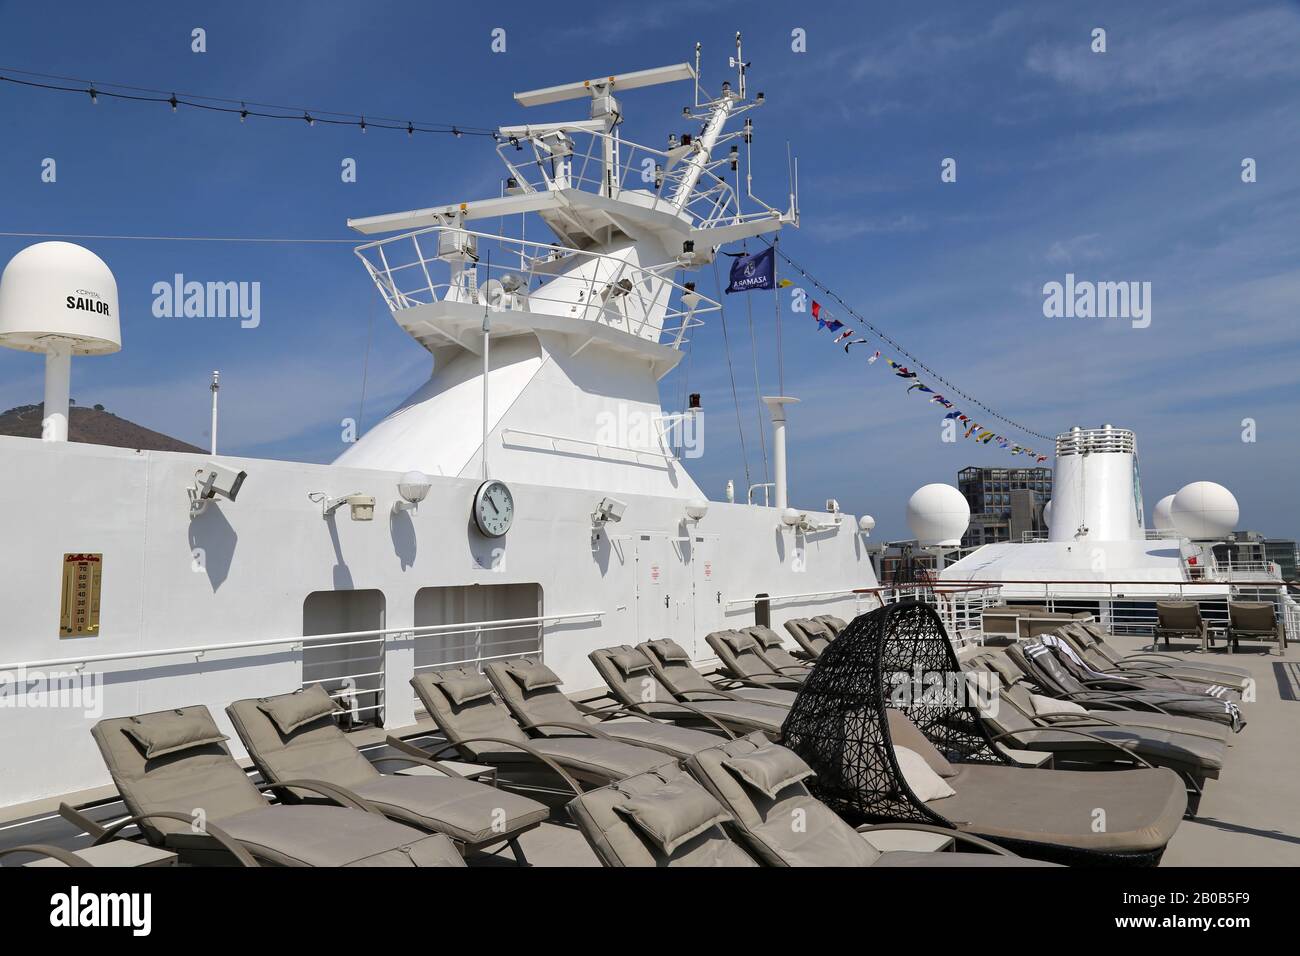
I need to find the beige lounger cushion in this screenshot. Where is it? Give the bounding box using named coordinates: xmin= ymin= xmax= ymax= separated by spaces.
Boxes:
xmin=257 ymin=684 xmax=341 ymax=736
xmin=567 ymin=764 xmax=757 ymax=867
xmin=1029 ymin=694 xmax=1088 ymax=717
xmin=121 ymin=709 xmax=229 ymax=759
xmin=609 ymin=647 xmax=653 ymax=675
xmin=645 ymin=638 xmax=692 ymax=662
xmin=685 ymin=732 xmax=879 ymax=867
xmin=895 ymin=746 xmax=956 ymax=802
xmin=165 ymin=804 xmax=464 ymax=867
xmin=351 ymin=775 xmax=549 ymax=845
xmin=722 ymin=742 xmax=814 ymax=799
xmin=614 ymin=776 xmax=732 ymax=854
xmin=503 ymin=658 xmax=563 ymax=691
xmin=936 ymin=764 xmax=1187 ymax=852
xmin=886 ymin=709 xmax=957 ymax=778
xmin=432 ymin=669 xmax=495 ymax=706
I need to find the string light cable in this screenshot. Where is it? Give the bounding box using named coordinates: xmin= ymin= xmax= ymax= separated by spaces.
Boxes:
xmin=0 ymin=66 xmax=497 ymax=138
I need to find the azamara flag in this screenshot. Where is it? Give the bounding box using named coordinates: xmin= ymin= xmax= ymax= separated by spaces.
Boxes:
xmin=725 ymin=247 xmax=775 ymax=294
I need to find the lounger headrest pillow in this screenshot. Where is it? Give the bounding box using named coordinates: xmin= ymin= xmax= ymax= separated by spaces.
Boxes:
xmin=605 ymin=646 xmax=652 ymax=676
xmin=747 ymin=627 xmax=784 ymax=649
xmin=123 ymin=709 xmax=229 ymax=759
xmin=257 ymin=684 xmax=343 ymax=735
xmin=429 ymin=667 xmax=495 ymax=706
xmin=885 ymin=709 xmax=957 ymax=778
xmin=719 ymin=631 xmax=760 ymax=653
xmin=614 ymin=777 xmax=732 ymax=855
xmin=893 ymin=746 xmax=956 ymax=803
xmin=505 ymin=658 xmax=564 ymax=691
xmin=721 ymin=742 xmax=815 ymax=799
xmin=1029 ymin=694 xmax=1087 ymax=717
xmin=645 ymin=639 xmax=691 ymax=662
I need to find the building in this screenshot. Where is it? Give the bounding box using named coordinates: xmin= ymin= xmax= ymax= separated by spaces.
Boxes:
xmin=957 ymin=465 xmax=1053 ymax=548
xmin=1214 ymin=530 xmax=1298 ymax=581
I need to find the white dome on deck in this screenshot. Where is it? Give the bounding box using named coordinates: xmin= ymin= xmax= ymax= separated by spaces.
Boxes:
xmin=0 ymin=242 xmax=121 ymax=355
xmin=1171 ymin=482 xmax=1238 ymax=540
xmin=907 ymin=483 xmax=970 ymax=547
xmin=1152 ymin=495 xmax=1176 ymax=532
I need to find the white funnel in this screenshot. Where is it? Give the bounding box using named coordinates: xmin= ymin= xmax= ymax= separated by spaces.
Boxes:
xmin=1047 ymin=425 xmax=1144 ymax=542
xmin=0 ymin=242 xmax=121 ymax=441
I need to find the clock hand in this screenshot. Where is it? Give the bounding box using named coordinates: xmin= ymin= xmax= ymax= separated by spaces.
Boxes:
xmin=486 ymin=495 xmax=499 ymax=515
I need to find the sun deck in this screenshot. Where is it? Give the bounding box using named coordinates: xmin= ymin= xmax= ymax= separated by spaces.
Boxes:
xmin=1 ymin=632 xmax=1295 ymax=868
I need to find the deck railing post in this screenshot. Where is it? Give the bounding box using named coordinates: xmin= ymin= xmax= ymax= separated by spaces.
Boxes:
xmin=382 ymin=626 xmax=417 ymax=730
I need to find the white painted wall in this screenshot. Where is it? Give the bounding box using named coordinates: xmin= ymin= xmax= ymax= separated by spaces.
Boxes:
xmin=0 ymin=435 xmax=875 ymax=807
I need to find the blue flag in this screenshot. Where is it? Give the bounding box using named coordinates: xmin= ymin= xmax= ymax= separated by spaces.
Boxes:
xmin=725 ymin=247 xmax=775 ymax=293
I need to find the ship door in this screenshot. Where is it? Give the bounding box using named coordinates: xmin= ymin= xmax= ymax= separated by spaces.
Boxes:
xmin=634 ymin=535 xmax=671 ymax=646
xmin=691 ymin=534 xmax=723 ymax=652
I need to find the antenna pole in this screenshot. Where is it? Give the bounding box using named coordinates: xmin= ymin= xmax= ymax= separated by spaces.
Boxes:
xmin=209 ymin=370 xmax=220 ymax=455
xmin=481 ymin=252 xmax=491 ymax=480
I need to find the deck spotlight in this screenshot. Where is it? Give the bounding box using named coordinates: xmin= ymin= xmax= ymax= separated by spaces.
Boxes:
xmin=393 ymin=470 xmax=432 ymax=514
xmin=311 ymin=491 xmax=376 ymax=521
xmin=189 ymin=462 xmax=247 ymax=518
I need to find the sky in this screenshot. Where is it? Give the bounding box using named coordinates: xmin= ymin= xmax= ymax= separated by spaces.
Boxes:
xmin=1 ymin=0 xmax=1298 ymax=541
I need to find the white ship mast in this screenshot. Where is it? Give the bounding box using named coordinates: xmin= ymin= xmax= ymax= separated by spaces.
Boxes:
xmin=337 ymin=38 xmax=796 ymax=499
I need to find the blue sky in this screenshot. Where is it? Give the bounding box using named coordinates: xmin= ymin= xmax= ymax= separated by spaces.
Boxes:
xmin=2 ymin=1 xmax=1298 ymax=541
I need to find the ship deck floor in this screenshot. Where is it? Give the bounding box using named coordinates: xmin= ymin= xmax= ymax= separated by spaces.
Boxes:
xmin=2 ymin=633 xmax=1295 ymax=868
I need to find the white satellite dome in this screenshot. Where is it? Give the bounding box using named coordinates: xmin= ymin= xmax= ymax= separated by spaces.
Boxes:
xmin=1152 ymin=494 xmax=1176 ymax=532
xmin=906 ymin=483 xmax=970 ymax=547
xmin=1170 ymin=482 xmax=1238 ymax=540
xmin=1043 ymin=500 xmax=1054 ymax=528
xmin=0 ymin=241 xmax=121 ymax=355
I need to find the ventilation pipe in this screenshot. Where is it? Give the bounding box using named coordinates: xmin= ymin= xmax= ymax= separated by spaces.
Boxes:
xmin=762 ymin=396 xmax=799 ymax=510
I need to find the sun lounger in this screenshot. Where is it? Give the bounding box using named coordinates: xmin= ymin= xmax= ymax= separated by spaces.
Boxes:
xmin=783 ymin=618 xmax=834 ymax=658
xmin=1061 ymin=623 xmax=1250 ymax=691
xmin=482 ymin=657 xmax=727 ymax=758
xmin=226 ymin=685 xmax=548 ymax=862
xmin=683 ymin=731 xmax=1054 ymax=866
xmin=637 ymin=638 xmax=797 ymax=708
xmin=589 ymin=645 xmax=787 ymax=737
xmin=812 ymin=614 xmax=849 ymax=635
xmin=979 ymin=650 xmax=1231 ymax=743
xmin=963 ymin=657 xmax=1225 ymax=813
xmin=742 ymin=625 xmax=816 ymax=676
xmin=409 ymin=668 xmax=675 ymax=791
xmin=72 ymin=705 xmax=465 ymax=867
xmin=1010 ymin=642 xmax=1244 ymax=731
xmin=704 ymin=629 xmax=806 ymax=689
xmin=566 ymin=763 xmax=759 ymax=867
xmin=1039 ymin=632 xmax=1241 ymax=699
xmin=1076 ymin=622 xmax=1251 ymax=681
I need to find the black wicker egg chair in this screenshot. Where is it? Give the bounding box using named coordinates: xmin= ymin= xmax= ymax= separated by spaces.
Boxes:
xmin=781 ymin=599 xmax=1178 ymax=866
xmin=781 ymin=599 xmax=1007 ymax=826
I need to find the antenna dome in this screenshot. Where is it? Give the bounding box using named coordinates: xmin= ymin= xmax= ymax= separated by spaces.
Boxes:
xmin=0 ymin=242 xmax=121 ymax=355
xmin=1043 ymin=500 xmax=1053 ymax=528
xmin=906 ymin=483 xmax=970 ymax=547
xmin=1170 ymin=482 xmax=1238 ymax=540
xmin=1152 ymin=494 xmax=1176 ymax=532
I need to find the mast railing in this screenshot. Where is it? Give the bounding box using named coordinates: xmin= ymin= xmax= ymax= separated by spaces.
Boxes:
xmin=355 ymin=226 xmax=715 ymax=348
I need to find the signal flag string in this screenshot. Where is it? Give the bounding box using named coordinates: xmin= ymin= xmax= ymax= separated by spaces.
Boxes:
xmin=0 ymin=67 xmax=498 ymax=139
xmin=760 ymin=237 xmax=1056 ymax=444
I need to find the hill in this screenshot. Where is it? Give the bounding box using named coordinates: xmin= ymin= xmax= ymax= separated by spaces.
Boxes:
xmin=0 ymin=403 xmax=204 ymax=453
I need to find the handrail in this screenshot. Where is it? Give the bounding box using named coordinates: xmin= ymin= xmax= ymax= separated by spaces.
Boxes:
xmin=0 ymin=610 xmax=603 ymax=673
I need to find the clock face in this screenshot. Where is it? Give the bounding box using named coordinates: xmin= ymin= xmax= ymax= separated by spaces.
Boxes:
xmin=473 ymin=479 xmax=514 ymax=538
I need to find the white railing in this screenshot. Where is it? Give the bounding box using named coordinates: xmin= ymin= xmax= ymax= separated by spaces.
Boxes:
xmin=355 ymin=226 xmax=714 ymax=348
xmin=495 ymin=126 xmax=781 ymax=233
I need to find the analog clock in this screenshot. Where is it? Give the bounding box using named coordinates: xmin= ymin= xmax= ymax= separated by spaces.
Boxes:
xmin=473 ymin=479 xmax=515 ymax=538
